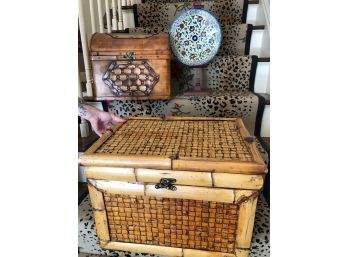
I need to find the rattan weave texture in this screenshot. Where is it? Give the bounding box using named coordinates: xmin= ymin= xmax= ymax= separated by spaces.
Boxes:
xmin=96 ymin=120 xmax=253 ymax=161
xmin=104 ymin=193 xmax=238 ymax=253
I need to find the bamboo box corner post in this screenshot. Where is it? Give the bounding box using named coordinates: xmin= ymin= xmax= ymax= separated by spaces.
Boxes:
xmin=79 ymin=117 xmax=267 ymax=257
xmin=89 ymin=33 xmax=171 ymax=101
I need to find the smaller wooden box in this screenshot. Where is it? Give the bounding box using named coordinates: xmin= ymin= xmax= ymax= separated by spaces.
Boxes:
xmin=90 ymin=33 xmax=171 ymax=100
xmin=79 ymin=117 xmax=267 ymax=257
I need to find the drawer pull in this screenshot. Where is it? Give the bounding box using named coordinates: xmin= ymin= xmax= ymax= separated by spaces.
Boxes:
xmin=155 ymin=178 xmax=177 ymax=191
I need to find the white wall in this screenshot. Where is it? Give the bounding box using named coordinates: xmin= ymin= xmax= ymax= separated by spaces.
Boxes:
xmin=261 ymin=106 xmax=270 ymax=137
xmin=254 ymin=62 xmax=270 ymax=94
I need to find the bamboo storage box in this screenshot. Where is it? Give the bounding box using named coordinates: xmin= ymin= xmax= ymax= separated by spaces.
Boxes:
xmin=79 ymin=117 xmax=267 ymax=257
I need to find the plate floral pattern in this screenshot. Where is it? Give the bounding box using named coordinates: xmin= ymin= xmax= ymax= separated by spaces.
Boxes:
xmin=169 ymin=8 xmax=222 ymax=66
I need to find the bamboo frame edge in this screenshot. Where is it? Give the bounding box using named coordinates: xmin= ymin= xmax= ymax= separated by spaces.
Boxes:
xmin=101 ymin=241 xmax=183 ymax=256
xmin=128 ymin=116 xmax=238 ymax=121
xmin=183 ymin=249 xmax=237 ymax=257
xmin=236 ymin=196 xmax=258 ymax=249
xmin=79 ymin=154 xmax=172 ymax=169
xmin=172 ymin=159 xmax=267 ymax=174
xmin=235 ymin=248 xmax=250 ymax=257
xmin=212 ymin=173 xmax=264 ymax=190
xmin=87 ymin=183 xmax=110 ymax=242
xmin=83 ymin=130 xmax=113 ymax=155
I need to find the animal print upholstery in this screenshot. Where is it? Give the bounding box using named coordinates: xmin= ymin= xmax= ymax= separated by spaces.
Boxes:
xmin=218 ymin=24 xmax=252 ymax=55
xmin=135 ymin=0 xmax=246 ymax=28
xmin=206 ymin=55 xmax=256 ymax=91
xmin=143 ymin=0 xmax=206 ymax=3
xmin=142 ymin=0 xmax=244 ymax=6
xmin=209 ymin=0 xmax=247 ymax=25
xmin=168 ymin=55 xmax=256 ymax=94
xmin=128 ymin=26 xmax=168 ymax=34
xmin=128 ymin=24 xmax=252 ymax=56
xmin=108 ymin=90 xmax=260 ymax=135
xmin=255 ymin=137 xmax=269 ymax=165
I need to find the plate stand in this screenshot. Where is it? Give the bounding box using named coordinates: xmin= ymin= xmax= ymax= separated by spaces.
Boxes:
xmin=183 ymin=67 xmax=211 ymax=96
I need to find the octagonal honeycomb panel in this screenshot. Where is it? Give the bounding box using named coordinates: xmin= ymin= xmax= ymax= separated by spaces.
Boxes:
xmin=102 ymin=60 xmax=160 ymax=97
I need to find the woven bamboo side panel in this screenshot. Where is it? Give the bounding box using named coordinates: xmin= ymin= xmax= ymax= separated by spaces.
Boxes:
xmin=96 ymin=120 xmax=253 ymax=161
xmin=104 ymin=193 xmax=239 ymax=253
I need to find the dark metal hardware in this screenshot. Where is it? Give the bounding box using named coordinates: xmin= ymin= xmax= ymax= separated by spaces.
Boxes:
xmin=155 ymin=178 xmax=177 ymax=191
xmin=124 ymin=51 xmax=135 ymax=60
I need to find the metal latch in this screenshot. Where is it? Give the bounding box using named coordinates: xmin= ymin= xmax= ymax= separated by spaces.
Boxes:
xmin=155 ymin=178 xmax=177 ymax=191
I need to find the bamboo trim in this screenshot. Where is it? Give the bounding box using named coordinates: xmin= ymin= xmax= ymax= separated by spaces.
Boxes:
xmin=89 ymin=179 xmax=145 ymax=196
xmin=145 ymin=185 xmax=235 ymax=203
xmin=135 ymin=168 xmax=213 ymax=187
xmin=110 ymin=122 xmax=126 ymax=132
xmin=85 ymin=167 xmax=136 ymax=181
xmin=236 ymin=196 xmax=258 ymax=248
xmin=165 ymin=116 xmax=237 ymax=121
xmin=210 ymin=171 xmax=215 ymax=187
xmin=172 ymin=160 xmax=267 ymax=174
xmin=236 ymin=118 xmax=250 ymax=139
xmin=79 ymin=154 xmax=172 ymax=170
xmin=100 ymin=242 xmax=249 ymax=257
xmin=249 ymin=141 xmax=266 ymax=165
xmin=101 ymin=241 xmax=183 ymax=256
xmin=83 ymin=122 xmax=126 ymax=155
xmin=94 ymin=211 xmax=111 ymax=242
xmin=236 ymin=118 xmax=265 ymax=166
xmin=85 ymin=166 xmax=263 ymax=189
xmin=176 ymin=157 xmax=243 ymax=161
xmin=83 ymin=130 xmax=113 ymax=154
xmin=213 ymin=173 xmax=263 ymax=190
xmin=87 ymin=183 xmax=110 ymax=241
xmin=183 ymin=249 xmax=236 ymax=257
xmin=128 ymin=117 xmax=238 ymax=121
xmin=235 ymin=249 xmax=250 ymax=257
xmin=128 ymin=116 xmax=164 ymax=120
xmin=88 ymin=181 xmax=105 ymax=210
xmin=234 ymin=190 xmax=259 ymax=205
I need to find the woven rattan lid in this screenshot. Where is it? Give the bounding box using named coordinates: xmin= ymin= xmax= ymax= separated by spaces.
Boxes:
xmin=79 ymin=117 xmax=267 ymax=174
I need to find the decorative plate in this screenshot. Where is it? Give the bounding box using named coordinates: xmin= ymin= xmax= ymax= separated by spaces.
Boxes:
xmin=169 ymin=8 xmax=222 ymax=67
